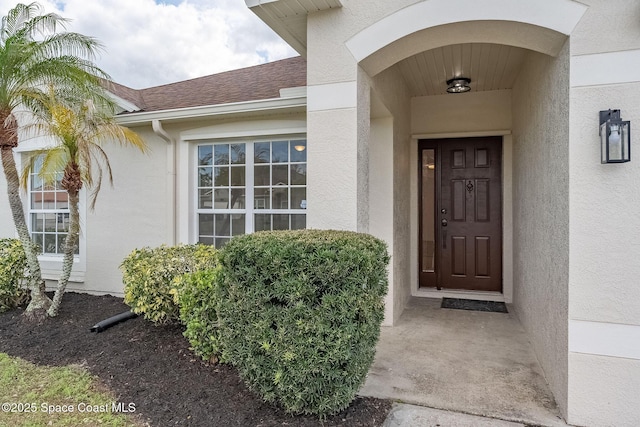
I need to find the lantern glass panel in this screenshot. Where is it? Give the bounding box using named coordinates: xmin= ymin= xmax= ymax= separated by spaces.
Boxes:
xmin=601 ymin=122 xmax=608 ymax=163
xmin=609 ymin=123 xmax=624 ymax=162
xmin=620 ymin=121 xmax=630 ymax=162
xmin=601 ymin=120 xmax=631 ymax=163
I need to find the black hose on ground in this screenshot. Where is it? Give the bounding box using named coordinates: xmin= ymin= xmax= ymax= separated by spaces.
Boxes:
xmin=90 ymin=310 xmax=138 ymax=333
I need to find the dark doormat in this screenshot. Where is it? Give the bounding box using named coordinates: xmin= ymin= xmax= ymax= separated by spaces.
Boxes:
xmin=441 ymin=298 xmax=508 ymax=313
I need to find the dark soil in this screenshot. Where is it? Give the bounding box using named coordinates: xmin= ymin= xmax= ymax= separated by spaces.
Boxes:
xmin=0 ymin=293 xmax=391 ymax=426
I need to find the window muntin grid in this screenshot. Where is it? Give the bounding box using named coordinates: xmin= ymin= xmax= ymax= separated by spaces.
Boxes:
xmin=196 ymin=139 xmax=307 ymax=248
xmin=29 ymin=156 xmax=77 ymax=255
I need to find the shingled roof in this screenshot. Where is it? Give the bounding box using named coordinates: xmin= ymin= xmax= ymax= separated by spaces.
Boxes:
xmin=108 ymin=56 xmax=307 ymax=114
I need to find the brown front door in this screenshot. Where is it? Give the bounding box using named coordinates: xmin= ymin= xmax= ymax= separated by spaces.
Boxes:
xmin=419 ymin=137 xmax=502 ymax=292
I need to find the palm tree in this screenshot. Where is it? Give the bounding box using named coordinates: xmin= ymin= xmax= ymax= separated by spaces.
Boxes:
xmin=0 ymin=3 xmax=109 ymax=319
xmin=22 ymin=91 xmax=147 ymax=316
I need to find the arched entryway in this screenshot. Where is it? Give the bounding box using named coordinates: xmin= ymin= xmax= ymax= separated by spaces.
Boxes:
xmin=343 ymin=1 xmax=587 ymax=421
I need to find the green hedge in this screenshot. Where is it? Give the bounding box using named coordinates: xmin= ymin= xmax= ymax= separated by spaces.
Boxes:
xmin=121 ymin=244 xmax=217 ymax=324
xmin=174 ymin=267 xmax=222 ymax=362
xmin=0 ymin=239 xmax=29 ymax=313
xmin=215 ymin=230 xmax=389 ymax=416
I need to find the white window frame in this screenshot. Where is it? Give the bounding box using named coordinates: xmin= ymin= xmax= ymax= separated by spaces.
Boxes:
xmin=27 ymin=160 xmax=74 ymax=256
xmin=193 ymin=136 xmax=307 ymax=247
xmin=178 ymin=119 xmax=307 ymax=245
xmin=249 ymin=138 xmax=308 ymax=232
xmin=15 ymin=145 xmax=86 ymax=281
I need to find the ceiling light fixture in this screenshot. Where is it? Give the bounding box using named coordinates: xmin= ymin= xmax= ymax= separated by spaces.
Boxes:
xmin=446 ymin=77 xmax=471 ymax=94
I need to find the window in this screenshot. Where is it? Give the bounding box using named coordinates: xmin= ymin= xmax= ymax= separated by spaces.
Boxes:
xmin=196 ymin=138 xmax=307 ymax=248
xmin=28 ymin=156 xmax=77 ymax=255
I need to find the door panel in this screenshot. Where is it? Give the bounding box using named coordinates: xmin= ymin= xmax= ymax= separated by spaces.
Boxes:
xmin=451 ymin=237 xmax=466 ymax=276
xmin=419 ymin=137 xmax=502 ymax=292
xmin=475 ymin=237 xmax=490 ymax=277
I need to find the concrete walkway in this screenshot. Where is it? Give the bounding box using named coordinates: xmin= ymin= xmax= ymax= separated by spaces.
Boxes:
xmin=384 ymin=403 xmax=539 ymax=427
xmin=360 ymin=297 xmax=567 ymax=426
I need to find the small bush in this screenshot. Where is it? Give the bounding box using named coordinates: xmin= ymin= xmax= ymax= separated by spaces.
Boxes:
xmin=0 ymin=239 xmax=29 ymax=313
xmin=121 ymin=244 xmax=217 ymax=324
xmin=174 ymin=267 xmax=223 ymax=362
xmin=216 ymin=230 xmax=389 ymax=416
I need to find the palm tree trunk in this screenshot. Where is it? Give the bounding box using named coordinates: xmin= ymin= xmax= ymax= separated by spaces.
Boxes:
xmin=47 ymin=190 xmax=79 ymax=317
xmin=0 ymin=146 xmax=52 ymax=319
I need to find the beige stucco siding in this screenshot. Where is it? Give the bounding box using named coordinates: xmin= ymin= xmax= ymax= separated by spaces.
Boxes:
xmin=568 ymin=353 xmax=640 ymax=426
xmin=567 ymin=2 xmax=640 ymax=424
xmin=370 ymin=66 xmax=413 ymax=325
xmin=80 ymin=127 xmax=169 ymax=296
xmin=570 ymin=0 xmax=640 ymax=56
xmin=306 ymin=0 xmax=418 ymax=85
xmin=569 ymin=83 xmax=640 ymax=327
xmin=511 ymin=45 xmax=571 ymax=415
xmin=0 ymin=164 xmax=13 ymax=239
xmin=11 ymin=112 xmax=306 ymax=297
xmin=411 ymin=90 xmax=512 ymax=135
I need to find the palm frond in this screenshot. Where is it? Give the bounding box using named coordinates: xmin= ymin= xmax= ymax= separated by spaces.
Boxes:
xmin=23 ymin=94 xmax=149 ymax=207
xmin=18 ymin=147 xmax=67 ymax=190
xmin=1 ymin=3 xmax=41 ymax=43
xmin=36 ymin=32 xmax=103 ymax=61
xmin=0 ymin=3 xmax=111 ymax=126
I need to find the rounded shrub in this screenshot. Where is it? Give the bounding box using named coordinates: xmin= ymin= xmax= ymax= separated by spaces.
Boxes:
xmin=216 ymin=229 xmax=389 ymax=416
xmin=0 ymin=238 xmax=29 ymax=313
xmin=174 ymin=267 xmax=223 ymax=362
xmin=121 ymin=244 xmax=217 ymax=324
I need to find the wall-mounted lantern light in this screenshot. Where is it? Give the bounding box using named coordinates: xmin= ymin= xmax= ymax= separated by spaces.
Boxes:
xmin=446 ymin=77 xmax=471 ymax=94
xmin=600 ymin=109 xmax=630 ymax=163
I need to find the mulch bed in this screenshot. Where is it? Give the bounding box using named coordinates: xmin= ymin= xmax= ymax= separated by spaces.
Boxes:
xmin=0 ymin=293 xmax=391 ymax=426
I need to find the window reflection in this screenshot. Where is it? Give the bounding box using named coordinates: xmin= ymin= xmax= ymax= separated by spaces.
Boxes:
xmin=197 ymin=139 xmax=307 ymax=246
xmin=29 ymin=155 xmax=77 ymax=255
xmin=422 ymin=149 xmax=436 ymax=273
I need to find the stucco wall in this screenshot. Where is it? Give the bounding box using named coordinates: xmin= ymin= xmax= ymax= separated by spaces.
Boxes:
xmin=511 ymin=44 xmax=570 ymax=415
xmin=569 ymin=83 xmax=640 ymax=328
xmin=0 ymin=161 xmax=13 ymax=238
xmin=568 ymin=353 xmax=640 ymax=427
xmin=566 ymin=1 xmax=640 ymax=424
xmin=306 ymin=1 xmax=419 ymax=324
xmin=570 ymin=0 xmax=640 ymax=56
xmin=78 ymin=126 xmax=169 ymax=296
xmin=567 ymin=94 xmax=640 ymax=426
xmin=17 ymin=112 xmax=305 ymax=296
xmin=412 ymin=90 xmax=512 ymax=135
xmin=369 ymin=115 xmax=395 ymax=323
xmin=306 ymin=0 xmax=418 ymax=85
xmin=370 ymin=66 xmax=413 ymax=325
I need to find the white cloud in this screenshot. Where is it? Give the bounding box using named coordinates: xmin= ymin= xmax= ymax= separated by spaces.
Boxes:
xmin=0 ymin=0 xmax=297 ymax=88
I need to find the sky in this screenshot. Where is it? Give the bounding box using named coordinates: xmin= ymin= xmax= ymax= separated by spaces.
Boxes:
xmin=0 ymin=0 xmax=297 ymax=89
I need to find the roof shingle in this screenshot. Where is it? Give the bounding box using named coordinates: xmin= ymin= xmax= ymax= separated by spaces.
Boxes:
xmin=109 ymin=56 xmax=306 ymax=114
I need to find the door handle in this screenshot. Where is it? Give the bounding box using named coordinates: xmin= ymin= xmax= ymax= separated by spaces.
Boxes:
xmin=441 ymin=218 xmax=448 ymax=249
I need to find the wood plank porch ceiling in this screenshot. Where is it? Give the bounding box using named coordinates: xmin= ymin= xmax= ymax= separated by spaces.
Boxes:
xmin=397 ymin=43 xmax=528 ymax=96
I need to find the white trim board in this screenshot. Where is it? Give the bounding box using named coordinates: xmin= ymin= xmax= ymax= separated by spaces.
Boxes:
xmin=569 ymin=319 xmax=640 ymax=360
xmin=571 ymin=49 xmax=640 ymax=87
xmin=307 ymin=82 xmax=357 ymax=112
xmin=116 ymin=96 xmax=306 ymax=125
xmin=181 ymin=119 xmax=306 ymax=141
xmin=413 ymin=130 xmax=511 ymax=140
xmin=346 ymin=0 xmax=586 ymax=62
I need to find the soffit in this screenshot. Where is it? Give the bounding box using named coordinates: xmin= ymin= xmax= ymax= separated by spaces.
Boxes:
xmin=397 ymin=43 xmax=527 ymax=96
xmin=245 ymin=0 xmax=343 ymax=56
